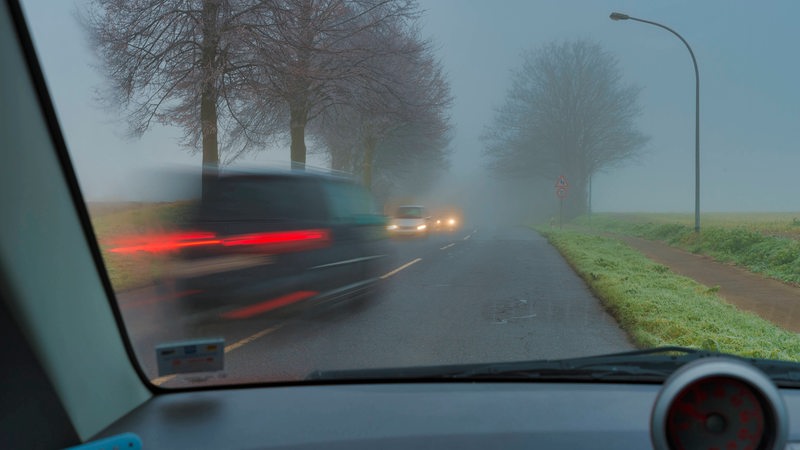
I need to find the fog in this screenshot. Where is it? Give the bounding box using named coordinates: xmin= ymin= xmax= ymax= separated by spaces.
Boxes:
xmin=417 ymin=0 xmax=800 ymax=218
xmin=20 ymin=0 xmax=800 ymax=218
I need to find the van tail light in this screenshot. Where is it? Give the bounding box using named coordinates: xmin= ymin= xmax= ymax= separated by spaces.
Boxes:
xmin=108 ymin=232 xmax=221 ymax=254
xmin=222 ymin=229 xmax=330 ymax=253
xmin=109 ymin=229 xmax=331 ymax=254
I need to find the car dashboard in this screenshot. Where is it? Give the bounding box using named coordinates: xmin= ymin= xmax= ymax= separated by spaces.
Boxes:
xmin=95 ymin=372 xmax=800 ymax=450
xmin=97 ymin=382 xmax=661 ymax=449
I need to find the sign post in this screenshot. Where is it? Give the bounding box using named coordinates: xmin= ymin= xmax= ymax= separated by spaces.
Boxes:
xmin=555 ymin=175 xmax=569 ymax=229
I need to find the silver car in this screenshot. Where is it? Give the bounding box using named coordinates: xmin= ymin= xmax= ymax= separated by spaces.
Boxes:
xmin=387 ymin=205 xmax=430 ymax=238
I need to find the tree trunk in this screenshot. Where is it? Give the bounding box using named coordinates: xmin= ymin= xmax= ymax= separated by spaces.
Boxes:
xmin=200 ymin=0 xmax=220 ymax=200
xmin=290 ymin=0 xmax=313 ymax=171
xmin=362 ymin=134 xmax=376 ymax=189
xmin=564 ymin=174 xmax=588 ymax=219
xmin=329 ymin=144 xmax=350 ymax=172
xmin=290 ymin=105 xmax=308 ymax=170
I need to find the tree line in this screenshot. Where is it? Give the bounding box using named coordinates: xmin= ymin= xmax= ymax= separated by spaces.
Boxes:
xmin=84 ymin=0 xmax=452 ymax=197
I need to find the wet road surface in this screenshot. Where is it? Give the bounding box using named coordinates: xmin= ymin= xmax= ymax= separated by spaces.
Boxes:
xmin=116 ymin=225 xmax=634 ymax=387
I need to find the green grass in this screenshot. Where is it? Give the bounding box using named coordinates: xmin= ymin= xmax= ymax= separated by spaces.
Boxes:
xmin=88 ymin=201 xmax=194 ymax=237
xmin=575 ymin=213 xmax=800 ymax=286
xmin=584 ymin=212 xmax=800 ymax=239
xmin=537 ymin=227 xmax=800 ymax=361
xmin=88 ymin=202 xmax=194 ymax=291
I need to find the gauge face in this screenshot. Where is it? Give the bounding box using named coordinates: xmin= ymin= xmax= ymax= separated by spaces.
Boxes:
xmin=666 ymin=376 xmax=766 ymax=450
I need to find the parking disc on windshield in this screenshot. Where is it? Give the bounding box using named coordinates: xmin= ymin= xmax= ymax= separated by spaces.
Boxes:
xmin=156 ymin=338 xmax=224 ymax=377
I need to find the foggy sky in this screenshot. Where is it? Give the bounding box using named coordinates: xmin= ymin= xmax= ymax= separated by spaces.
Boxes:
xmin=20 ymin=0 xmax=800 ymax=212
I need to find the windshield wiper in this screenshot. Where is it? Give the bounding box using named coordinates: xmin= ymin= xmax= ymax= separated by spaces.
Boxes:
xmin=448 ymin=346 xmax=707 ymax=380
xmin=307 ymin=346 xmax=763 ymax=382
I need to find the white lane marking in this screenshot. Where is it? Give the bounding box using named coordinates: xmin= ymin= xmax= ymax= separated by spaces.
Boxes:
xmin=310 ymin=254 xmax=385 ymax=270
xmin=440 ymin=243 xmax=455 ymax=250
xmin=463 ymin=234 xmax=471 ymax=240
xmin=151 ymin=324 xmax=286 ymax=386
xmin=380 ymin=258 xmax=422 ymax=279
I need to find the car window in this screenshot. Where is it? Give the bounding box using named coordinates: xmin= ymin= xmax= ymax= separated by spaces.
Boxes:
xmin=199 ymin=177 xmax=326 ymax=222
xmin=18 ymin=0 xmax=800 ymax=392
xmin=395 ymin=207 xmax=424 ymax=219
xmin=322 ymin=181 xmax=382 ymax=222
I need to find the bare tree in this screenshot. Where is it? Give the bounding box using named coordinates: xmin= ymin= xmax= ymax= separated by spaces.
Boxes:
xmin=313 ymin=24 xmax=452 ymax=195
xmin=370 ymin=120 xmax=451 ymax=200
xmin=238 ymin=0 xmax=421 ymax=169
xmin=356 ymin=32 xmax=451 ymax=191
xmin=84 ymin=0 xmax=440 ymax=192
xmin=483 ymin=39 xmax=648 ymax=217
xmin=83 ymin=0 xmax=276 ymax=197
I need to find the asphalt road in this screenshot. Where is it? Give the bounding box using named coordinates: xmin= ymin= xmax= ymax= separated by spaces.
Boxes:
xmin=116 ymin=225 xmax=634 ymax=388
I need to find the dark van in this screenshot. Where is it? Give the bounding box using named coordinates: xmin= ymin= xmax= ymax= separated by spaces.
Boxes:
xmin=162 ymin=171 xmax=390 ymax=320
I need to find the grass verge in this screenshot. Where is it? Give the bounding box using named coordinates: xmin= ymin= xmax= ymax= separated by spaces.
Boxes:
xmin=537 ymin=226 xmax=800 ymax=361
xmin=575 ymin=214 xmax=800 ymax=286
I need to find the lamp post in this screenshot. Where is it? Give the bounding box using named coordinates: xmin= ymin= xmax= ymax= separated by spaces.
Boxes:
xmin=610 ymin=12 xmax=700 ymax=232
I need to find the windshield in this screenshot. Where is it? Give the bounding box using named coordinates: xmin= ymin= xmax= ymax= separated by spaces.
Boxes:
xmin=395 ymin=207 xmax=425 ymax=219
xmin=19 ymin=0 xmax=800 ymax=388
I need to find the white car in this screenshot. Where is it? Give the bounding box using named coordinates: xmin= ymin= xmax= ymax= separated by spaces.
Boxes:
xmin=387 ymin=205 xmax=430 ymax=237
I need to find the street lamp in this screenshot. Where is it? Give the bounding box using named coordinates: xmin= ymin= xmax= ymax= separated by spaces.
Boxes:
xmin=610 ymin=12 xmax=701 ymax=232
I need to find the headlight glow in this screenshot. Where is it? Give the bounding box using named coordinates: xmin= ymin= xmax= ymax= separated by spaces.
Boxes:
xmin=448 ymin=218 xmax=456 ymax=225
xmin=387 ymin=224 xmax=398 ymax=230
xmin=417 ymin=224 xmax=427 ymax=230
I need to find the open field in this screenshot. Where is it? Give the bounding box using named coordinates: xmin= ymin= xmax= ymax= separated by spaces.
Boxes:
xmin=537 ymin=227 xmax=800 ymax=361
xmin=582 ymin=212 xmax=800 ymax=239
xmin=574 ymin=213 xmax=800 ymax=286
xmin=88 ymin=202 xmax=193 ymax=291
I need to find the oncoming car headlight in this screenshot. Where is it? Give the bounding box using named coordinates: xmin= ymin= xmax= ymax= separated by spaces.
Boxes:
xmin=417 ymin=224 xmax=427 ymax=231
xmin=448 ymin=218 xmax=456 ymax=226
xmin=387 ymin=224 xmax=398 ymax=230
